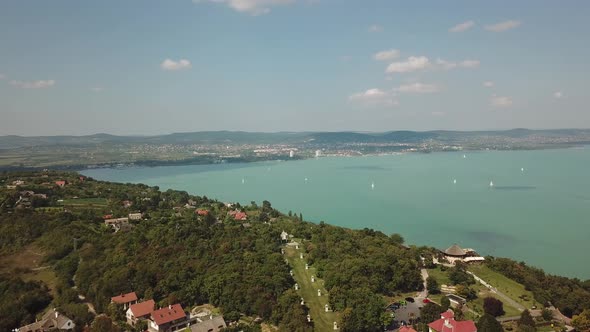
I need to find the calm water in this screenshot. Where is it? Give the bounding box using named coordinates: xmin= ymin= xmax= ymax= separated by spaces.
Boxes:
xmin=82 ymin=148 xmax=590 ymax=279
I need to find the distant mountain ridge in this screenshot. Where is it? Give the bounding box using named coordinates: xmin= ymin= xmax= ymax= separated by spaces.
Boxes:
xmin=1 ymin=129 xmax=590 ymax=149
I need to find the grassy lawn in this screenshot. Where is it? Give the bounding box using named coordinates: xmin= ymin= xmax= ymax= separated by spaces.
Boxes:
xmin=468 ymin=265 xmax=538 ymax=309
xmin=427 ymin=267 xmax=452 ymax=286
xmin=470 ymin=290 xmax=521 ymax=317
xmin=427 ymin=266 xmax=524 ymax=318
xmin=61 ymin=197 xmax=109 ymax=206
xmin=285 ymin=243 xmax=339 ymax=332
xmin=0 ymin=244 xmax=59 ymax=297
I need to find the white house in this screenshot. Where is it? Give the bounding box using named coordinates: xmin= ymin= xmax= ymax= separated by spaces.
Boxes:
xmin=18 ymin=308 xmax=75 ymax=332
xmin=126 ymin=300 xmax=155 ymax=326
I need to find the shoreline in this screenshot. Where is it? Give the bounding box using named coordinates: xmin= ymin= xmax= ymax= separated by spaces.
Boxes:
xmin=4 ymin=143 xmax=587 ymax=173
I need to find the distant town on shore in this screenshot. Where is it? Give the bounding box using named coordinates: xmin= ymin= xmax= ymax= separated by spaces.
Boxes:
xmin=1 ymin=129 xmax=589 ymax=171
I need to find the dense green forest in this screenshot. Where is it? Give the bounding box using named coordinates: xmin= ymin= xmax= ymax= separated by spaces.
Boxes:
xmin=0 ymin=171 xmax=421 ymax=331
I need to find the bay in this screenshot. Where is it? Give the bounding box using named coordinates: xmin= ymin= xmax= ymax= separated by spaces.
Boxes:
xmin=82 ymin=148 xmax=590 ymax=279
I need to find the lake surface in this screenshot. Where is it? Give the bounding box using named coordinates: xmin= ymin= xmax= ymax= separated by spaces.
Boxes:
xmin=82 ymin=148 xmax=590 ymax=279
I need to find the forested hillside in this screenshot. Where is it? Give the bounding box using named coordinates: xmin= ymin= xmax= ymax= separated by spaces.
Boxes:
xmin=485 ymin=257 xmax=590 ymax=317
xmin=0 ymin=171 xmax=422 ymax=331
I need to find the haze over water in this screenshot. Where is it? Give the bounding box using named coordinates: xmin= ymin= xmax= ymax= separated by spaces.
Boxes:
xmin=83 ymin=148 xmax=590 ymax=279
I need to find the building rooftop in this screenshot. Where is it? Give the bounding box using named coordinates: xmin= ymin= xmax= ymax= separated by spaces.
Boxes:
xmin=111 ymin=291 xmax=138 ymax=304
xmin=444 ymin=244 xmax=466 ymax=257
xmin=129 ymin=299 xmax=155 ymax=318
xmin=151 ymin=304 xmax=186 ymax=326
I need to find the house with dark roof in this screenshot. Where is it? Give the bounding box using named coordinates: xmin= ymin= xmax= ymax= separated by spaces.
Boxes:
xmin=148 ymin=304 xmax=188 ymax=332
xmin=127 ymin=300 xmax=156 ymax=326
xmin=111 ymin=292 xmax=138 ymax=310
xmin=428 ymin=309 xmax=477 ymax=332
xmin=18 ymin=308 xmax=75 ymax=332
xmin=190 ymin=316 xmax=227 ymax=332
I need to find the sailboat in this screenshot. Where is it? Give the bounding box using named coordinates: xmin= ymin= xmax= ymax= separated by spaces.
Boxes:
xmin=371 ymin=182 xmax=375 ymax=190
xmin=242 ymin=178 xmax=245 ymax=184
xmin=463 ymin=154 xmax=467 ymax=159
xmin=304 ymin=177 xmax=308 ymax=183
xmin=453 ymin=179 xmax=457 ymax=184
xmin=521 ymin=167 xmax=524 ymax=172
xmin=489 ymin=180 xmax=494 ymax=188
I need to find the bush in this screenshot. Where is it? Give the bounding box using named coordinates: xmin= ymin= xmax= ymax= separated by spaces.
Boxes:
xmin=483 ymin=297 xmax=505 ymax=317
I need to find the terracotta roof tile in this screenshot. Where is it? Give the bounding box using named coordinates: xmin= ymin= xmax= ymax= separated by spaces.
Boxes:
xmin=129 ymin=300 xmax=155 ymax=318
xmin=111 ymin=292 xmax=138 ymax=304
xmin=151 ymin=304 xmax=186 ymax=326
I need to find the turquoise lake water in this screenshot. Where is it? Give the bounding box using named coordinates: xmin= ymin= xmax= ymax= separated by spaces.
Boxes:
xmin=82 ymin=148 xmax=590 ymax=279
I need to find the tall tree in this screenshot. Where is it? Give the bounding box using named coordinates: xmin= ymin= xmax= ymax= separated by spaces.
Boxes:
xmin=441 ymin=296 xmax=451 ymax=312
xmin=483 ymin=297 xmax=505 ymax=317
xmin=477 ymin=313 xmax=504 ymax=332
xmin=517 ymin=310 xmax=535 ymax=330
xmin=427 ymin=276 xmax=440 ymax=294
xmin=572 ymin=309 xmax=590 ymax=331
xmin=420 ymin=302 xmax=443 ymax=325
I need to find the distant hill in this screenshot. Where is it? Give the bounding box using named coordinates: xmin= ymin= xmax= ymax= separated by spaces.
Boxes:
xmin=2 ymin=129 xmax=589 ymax=149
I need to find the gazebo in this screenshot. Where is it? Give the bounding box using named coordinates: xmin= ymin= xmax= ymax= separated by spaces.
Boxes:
xmin=444 ymin=244 xmax=466 ymax=257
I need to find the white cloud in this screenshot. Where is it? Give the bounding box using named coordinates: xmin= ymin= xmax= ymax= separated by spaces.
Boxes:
xmin=483 ymin=81 xmax=494 ymax=88
xmin=161 ymin=58 xmax=192 ymax=71
xmin=386 ymin=56 xmax=431 ymax=74
xmin=348 ymin=88 xmax=398 ymax=107
xmin=395 ymin=83 xmax=439 ymax=94
xmin=368 ymin=24 xmax=383 ymax=33
xmin=91 ymin=87 xmax=103 ymax=92
xmin=485 ymin=20 xmax=521 ymax=32
xmin=10 ymin=80 xmax=56 ymax=89
xmin=193 ymin=0 xmax=295 ymax=15
xmin=374 ymin=49 xmax=400 ymax=61
xmin=490 ymin=94 xmax=513 ymax=108
xmin=431 ymin=111 xmax=445 ymax=116
xmin=449 ymin=20 xmax=475 ymax=33
xmin=553 ymin=91 xmax=564 ymax=99
xmin=436 ymin=58 xmax=480 ymax=70
xmin=0 ymin=73 xmax=5 ymax=80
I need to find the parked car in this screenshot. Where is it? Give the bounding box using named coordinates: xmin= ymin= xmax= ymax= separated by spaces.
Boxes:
xmin=422 ymin=298 xmax=431 ymax=303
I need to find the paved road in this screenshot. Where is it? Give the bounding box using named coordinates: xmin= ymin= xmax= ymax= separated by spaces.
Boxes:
xmin=418 ymin=269 xmax=429 ymax=299
xmin=467 ymin=271 xmax=525 ymax=312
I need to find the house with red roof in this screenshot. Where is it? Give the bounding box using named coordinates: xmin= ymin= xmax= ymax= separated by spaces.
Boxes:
xmin=111 ymin=292 xmax=138 ymax=310
xmin=55 ymin=180 xmax=67 ymax=188
xmin=428 ymin=309 xmax=477 ymax=332
xmin=126 ymin=300 xmax=155 ymax=326
xmin=399 ymin=326 xmax=418 ymax=332
xmin=148 ymin=304 xmax=188 ymax=332
xmin=195 ymin=209 xmax=209 ymax=216
xmin=228 ymin=210 xmax=247 ymax=221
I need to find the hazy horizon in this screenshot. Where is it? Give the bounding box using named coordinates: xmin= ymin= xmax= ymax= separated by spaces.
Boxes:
xmin=2 ymin=1 xmax=589 ymax=136
xmin=2 ymin=127 xmax=590 ymax=138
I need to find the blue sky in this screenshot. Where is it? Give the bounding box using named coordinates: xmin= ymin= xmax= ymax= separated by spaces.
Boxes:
xmin=1 ymin=0 xmax=589 ymax=136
